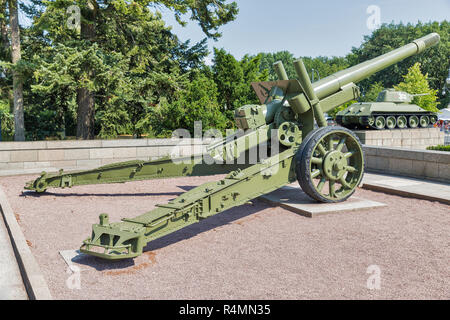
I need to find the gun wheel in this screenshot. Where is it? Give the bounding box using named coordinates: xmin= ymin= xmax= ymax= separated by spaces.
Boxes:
xmin=296 ymin=127 xmax=364 ymax=203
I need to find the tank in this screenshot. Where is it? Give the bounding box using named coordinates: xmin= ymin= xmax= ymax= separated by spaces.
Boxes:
xmin=336 ymin=89 xmax=438 ymax=130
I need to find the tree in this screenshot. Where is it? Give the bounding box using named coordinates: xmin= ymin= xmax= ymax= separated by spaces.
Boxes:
xmin=213 ymin=48 xmax=268 ymax=117
xmin=145 ymin=72 xmax=229 ymax=136
xmin=33 ymin=0 xmax=238 ymax=140
xmin=152 ymin=0 xmax=238 ymax=40
xmin=360 ymin=81 xmax=384 ymax=102
xmin=394 ymin=62 xmax=439 ymax=112
xmin=259 ymin=51 xmax=297 ymax=81
xmin=8 ymin=0 xmax=24 ymax=140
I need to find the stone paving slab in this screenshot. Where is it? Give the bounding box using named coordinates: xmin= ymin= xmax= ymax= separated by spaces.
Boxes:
xmin=59 ymin=250 xmax=88 ymax=272
xmin=0 ymin=214 xmax=28 ymax=300
xmin=0 ymin=187 xmax=52 ymax=300
xmin=363 ymin=172 xmax=450 ymax=205
xmin=260 ymin=185 xmax=386 ymax=217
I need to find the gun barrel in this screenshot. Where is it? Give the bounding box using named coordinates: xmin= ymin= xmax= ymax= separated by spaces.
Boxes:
xmin=312 ymin=33 xmax=440 ymax=99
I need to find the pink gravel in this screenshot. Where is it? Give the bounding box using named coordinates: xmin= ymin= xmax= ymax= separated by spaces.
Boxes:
xmin=0 ymin=174 xmax=449 ymax=300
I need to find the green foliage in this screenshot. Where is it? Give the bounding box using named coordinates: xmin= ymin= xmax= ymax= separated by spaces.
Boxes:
xmin=0 ymin=99 xmax=14 ymax=140
xmin=360 ymin=81 xmax=384 ymax=102
xmin=149 ymin=0 xmax=238 ymax=40
xmin=258 ymin=51 xmax=297 ymax=81
xmin=20 ymin=1 xmax=208 ymax=139
xmin=427 ymin=145 xmax=450 ymax=152
xmin=213 ymin=48 xmax=268 ymax=116
xmin=5 ymin=0 xmax=236 ymax=140
xmin=146 ymin=73 xmax=229 ymax=136
xmin=393 ymin=63 xmax=439 ymax=112
xmin=258 ymin=51 xmax=349 ymax=82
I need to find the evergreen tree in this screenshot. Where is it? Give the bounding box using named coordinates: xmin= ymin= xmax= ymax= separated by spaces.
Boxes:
xmin=213 ymin=48 xmax=268 ymax=116
xmin=29 ymin=0 xmax=238 ymax=140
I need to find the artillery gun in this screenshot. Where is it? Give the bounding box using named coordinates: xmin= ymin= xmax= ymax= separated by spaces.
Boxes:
xmin=24 ymin=33 xmax=440 ymax=260
xmin=336 ymin=89 xmax=439 ymax=130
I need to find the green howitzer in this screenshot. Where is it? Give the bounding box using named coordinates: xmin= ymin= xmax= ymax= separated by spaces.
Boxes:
xmin=24 ymin=33 xmax=440 ymax=260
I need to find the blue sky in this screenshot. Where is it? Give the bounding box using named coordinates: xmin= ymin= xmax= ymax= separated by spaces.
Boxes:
xmin=158 ymin=0 xmax=449 ymax=61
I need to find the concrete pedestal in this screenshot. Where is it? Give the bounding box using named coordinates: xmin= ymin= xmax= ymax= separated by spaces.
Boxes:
xmin=354 ymin=127 xmax=444 ymax=149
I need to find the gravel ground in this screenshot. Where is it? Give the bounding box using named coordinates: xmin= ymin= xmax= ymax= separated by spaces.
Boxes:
xmin=1 ymin=174 xmax=449 ymax=300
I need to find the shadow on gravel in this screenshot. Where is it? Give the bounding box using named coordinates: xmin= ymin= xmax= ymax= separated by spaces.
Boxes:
xmin=73 ymin=201 xmax=271 ymax=272
xmin=142 ymin=201 xmax=268 ymax=252
xmin=21 ymin=191 xmax=184 ymax=198
xmin=20 ymin=186 xmax=197 ymax=198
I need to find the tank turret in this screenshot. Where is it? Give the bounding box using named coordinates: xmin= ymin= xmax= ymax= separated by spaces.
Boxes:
xmin=376 ymin=89 xmax=428 ymax=104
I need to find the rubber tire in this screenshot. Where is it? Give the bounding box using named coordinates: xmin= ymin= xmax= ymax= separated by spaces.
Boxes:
xmin=295 ymin=126 xmax=365 ymax=203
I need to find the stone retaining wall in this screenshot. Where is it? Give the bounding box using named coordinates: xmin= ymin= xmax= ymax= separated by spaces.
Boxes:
xmin=364 ymin=146 xmax=450 ymax=183
xmin=0 ymin=139 xmax=207 ymax=176
xmin=355 ymin=127 xmax=444 ymax=149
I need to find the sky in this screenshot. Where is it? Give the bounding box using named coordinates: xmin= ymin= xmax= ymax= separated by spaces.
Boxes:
xmin=157 ymin=0 xmax=449 ymax=62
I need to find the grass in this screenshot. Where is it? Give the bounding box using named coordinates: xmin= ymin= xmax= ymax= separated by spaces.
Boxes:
xmin=427 ymin=145 xmax=450 ymax=152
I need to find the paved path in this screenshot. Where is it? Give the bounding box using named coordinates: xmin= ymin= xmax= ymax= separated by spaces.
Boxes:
xmin=363 ymin=172 xmax=450 ymax=204
xmin=0 ymin=215 xmax=28 ymax=299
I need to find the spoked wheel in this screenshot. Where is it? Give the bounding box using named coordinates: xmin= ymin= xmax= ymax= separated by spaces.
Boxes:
xmin=397 ymin=116 xmax=407 ymax=129
xmin=419 ymin=116 xmax=430 ymax=128
xmin=374 ymin=116 xmax=386 ymax=130
xmin=386 ymin=116 xmax=397 ymax=130
xmin=296 ymin=126 xmax=365 ymax=203
xmin=409 ymin=115 xmax=419 ymax=128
